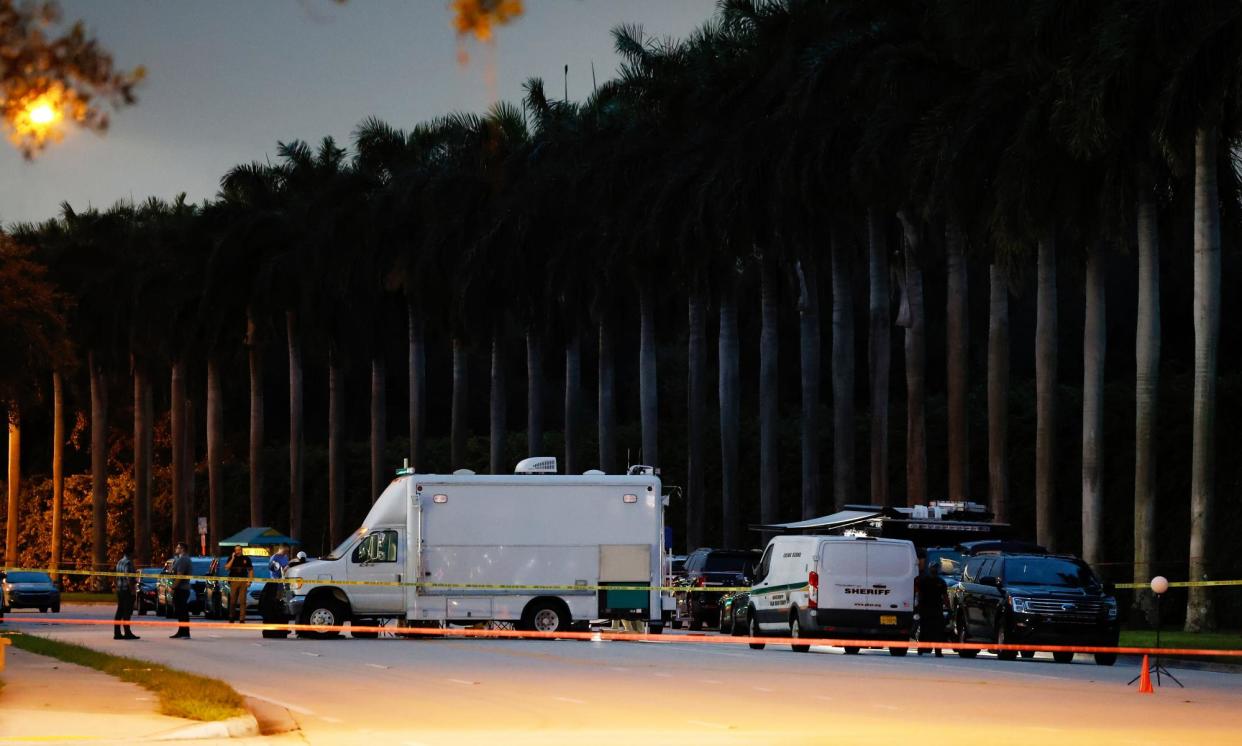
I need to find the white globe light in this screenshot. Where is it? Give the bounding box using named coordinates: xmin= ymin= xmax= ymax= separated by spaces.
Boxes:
xmin=1150 ymin=576 xmax=1169 ymax=595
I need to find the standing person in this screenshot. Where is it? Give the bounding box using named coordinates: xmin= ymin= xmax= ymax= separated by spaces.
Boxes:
xmin=915 ymin=559 xmax=949 ymax=657
xmin=260 ymin=545 xmax=290 ymax=637
xmin=170 ymin=542 xmax=193 ymax=639
xmin=268 ymin=545 xmax=289 ymax=579
xmin=113 ymin=546 xmax=139 ymax=640
xmin=224 ymin=545 xmax=254 ymax=624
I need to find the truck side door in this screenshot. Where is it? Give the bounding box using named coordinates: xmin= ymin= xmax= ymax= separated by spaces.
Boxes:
xmin=347 ymin=529 xmax=404 ymax=614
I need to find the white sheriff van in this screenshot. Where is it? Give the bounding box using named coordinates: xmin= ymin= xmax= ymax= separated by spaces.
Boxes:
xmin=284 ymin=458 xmax=670 ymax=636
xmin=744 ymin=534 xmax=916 ymax=655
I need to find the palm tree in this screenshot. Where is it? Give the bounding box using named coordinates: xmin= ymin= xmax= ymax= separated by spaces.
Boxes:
xmin=830 ymin=232 xmax=855 ymax=511
xmin=987 ymin=263 xmax=1010 ymax=521
xmin=945 ymin=222 xmax=969 ymax=501
xmin=489 ymin=330 xmax=506 ymax=473
xmin=794 ymin=256 xmax=821 ymax=519
xmin=758 ymin=251 xmax=779 ymax=525
xmin=51 ymin=371 xmax=65 ymax=574
xmin=1080 ymin=244 xmax=1106 ymax=565
xmin=867 ymin=209 xmax=891 ymax=506
xmin=4 ymin=405 xmax=18 ymax=567
xmin=897 ymin=211 xmax=926 ymax=505
xmin=1132 ymin=183 xmax=1159 ymax=621
xmin=718 ymin=275 xmax=741 ymax=546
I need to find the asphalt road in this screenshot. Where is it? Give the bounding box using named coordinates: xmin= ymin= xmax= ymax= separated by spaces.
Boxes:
xmin=7 ymin=604 xmax=1241 ymax=745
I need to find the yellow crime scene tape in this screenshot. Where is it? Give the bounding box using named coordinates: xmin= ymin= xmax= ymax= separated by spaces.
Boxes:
xmin=6 ymin=566 xmax=1242 ymax=593
xmin=0 ymin=566 xmax=751 ymax=593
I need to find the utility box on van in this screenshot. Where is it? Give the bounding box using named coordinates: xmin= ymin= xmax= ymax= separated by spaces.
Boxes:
xmin=283 ymin=459 xmax=670 ymax=636
xmin=746 ymin=535 xmax=916 ymax=655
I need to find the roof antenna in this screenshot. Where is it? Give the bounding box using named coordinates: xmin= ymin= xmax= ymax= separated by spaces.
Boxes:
xmin=563 ymin=63 xmax=569 ymax=102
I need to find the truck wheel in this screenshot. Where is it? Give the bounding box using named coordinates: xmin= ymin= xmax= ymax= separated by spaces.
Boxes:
xmin=789 ymin=614 xmax=810 ymax=653
xmin=1093 ymin=653 xmax=1117 ymax=666
xmin=522 ymin=600 xmax=569 ymax=633
xmin=995 ymin=623 xmax=1018 ymax=661
xmin=748 ymin=615 xmax=765 ymax=650
xmin=1052 ymin=651 xmax=1075 ymax=664
xmin=843 ymin=647 xmax=861 ymax=655
xmin=351 ymin=624 xmax=380 ymax=640
xmin=888 ymin=647 xmax=908 ymax=657
xmin=302 ymin=598 xmax=346 ymax=639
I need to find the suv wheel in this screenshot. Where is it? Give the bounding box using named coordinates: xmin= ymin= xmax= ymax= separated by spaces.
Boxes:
xmin=731 ymin=609 xmax=747 ymax=637
xmin=720 ymin=610 xmax=733 ymax=635
xmin=1094 ymin=653 xmax=1117 ymax=666
xmin=748 ymin=613 xmax=765 ymax=650
xmin=956 ymin=615 xmax=979 ymax=659
xmin=1052 ymin=651 xmax=1075 ymax=664
xmin=790 ymin=614 xmax=810 ymax=653
xmin=995 ymin=621 xmax=1018 ymax=661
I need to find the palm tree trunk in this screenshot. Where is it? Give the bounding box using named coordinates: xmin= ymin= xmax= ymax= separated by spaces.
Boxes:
xmin=526 ymin=328 xmax=544 ymax=456
xmin=490 ymin=331 xmax=507 ymax=474
xmin=831 ymin=231 xmax=855 ymax=511
xmin=945 ymin=221 xmax=969 ymax=501
xmin=370 ymin=356 xmax=386 ymax=502
xmin=288 ymin=311 xmax=304 ymax=540
xmin=1081 ymin=245 xmax=1106 ymax=566
xmin=759 ymin=253 xmax=779 ymax=525
xmin=868 ymin=208 xmax=891 ymax=506
xmin=132 ymin=358 xmax=150 ymax=563
xmin=1035 ymin=231 xmax=1058 ymax=550
xmin=1187 ymin=126 xmax=1220 ymax=632
xmin=328 ymin=349 xmax=344 ymax=548
xmin=719 ymin=282 xmax=740 ymax=547
xmin=564 ymin=332 xmax=581 ymax=475
xmin=598 ymin=320 xmax=616 ymax=473
xmin=170 ymin=360 xmax=186 ymax=544
xmin=1133 ymin=183 xmax=1160 ymax=626
xmin=987 ymin=264 xmax=1010 ymax=522
xmin=451 ymin=337 xmax=468 ymax=468
xmin=796 ymin=259 xmax=821 ymax=519
xmin=246 ymin=308 xmax=264 ymax=527
xmin=51 ymin=371 xmax=64 ymax=578
xmin=408 ymin=298 xmax=426 ymax=471
xmin=90 ymin=353 xmax=108 ymax=590
xmin=898 ymin=219 xmax=926 ymax=506
xmin=686 ymin=287 xmax=706 ymax=549
xmin=4 ymin=404 xmax=19 ymax=567
xmin=179 ymin=394 xmax=190 ymax=553
xmin=639 ymin=279 xmax=659 ymax=467
xmin=207 ymin=358 xmax=224 ymax=552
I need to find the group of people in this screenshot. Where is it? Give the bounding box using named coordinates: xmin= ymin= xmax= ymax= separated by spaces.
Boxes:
xmin=111 ymin=542 xmax=308 ymax=640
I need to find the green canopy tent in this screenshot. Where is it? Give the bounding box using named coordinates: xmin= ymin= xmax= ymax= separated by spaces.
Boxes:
xmin=218 ymin=527 xmax=301 ymax=548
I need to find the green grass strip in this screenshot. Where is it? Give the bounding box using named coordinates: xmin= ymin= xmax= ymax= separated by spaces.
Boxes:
xmin=1119 ymin=629 xmax=1242 ymax=666
xmin=4 ymin=633 xmax=246 ymax=721
xmin=60 ymin=592 xmax=116 ymax=604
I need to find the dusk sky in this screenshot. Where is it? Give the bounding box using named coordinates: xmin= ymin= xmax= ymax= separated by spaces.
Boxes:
xmin=0 ymin=0 xmax=716 ymax=224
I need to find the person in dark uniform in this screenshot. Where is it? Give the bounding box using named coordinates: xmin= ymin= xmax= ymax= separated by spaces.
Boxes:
xmin=170 ymin=542 xmax=193 ymax=639
xmin=915 ymin=559 xmax=949 ymax=657
xmin=113 ymin=545 xmax=139 ymax=640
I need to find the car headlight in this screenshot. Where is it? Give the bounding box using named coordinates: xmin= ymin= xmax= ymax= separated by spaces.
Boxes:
xmin=1009 ymin=596 xmax=1031 ymax=613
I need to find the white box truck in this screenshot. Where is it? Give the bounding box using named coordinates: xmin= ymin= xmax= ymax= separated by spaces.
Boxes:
xmin=743 ymin=534 xmax=916 ymax=655
xmin=283 ymin=458 xmax=670 ymax=637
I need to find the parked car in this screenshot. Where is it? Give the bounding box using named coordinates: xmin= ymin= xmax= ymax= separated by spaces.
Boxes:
xmin=673 ymin=548 xmax=759 ymax=630
xmin=949 ymin=552 xmax=1119 ymax=665
xmin=1 ymin=570 xmax=60 ymax=613
xmin=136 ymin=567 xmax=163 ymax=615
xmin=718 ymin=590 xmax=750 ymax=635
xmin=156 ymin=556 xmax=213 ymax=617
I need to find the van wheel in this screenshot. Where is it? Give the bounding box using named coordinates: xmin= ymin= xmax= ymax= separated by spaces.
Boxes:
xmin=1094 ymin=653 xmax=1117 ymax=666
xmin=790 ymin=614 xmax=810 ymax=653
xmin=843 ymin=646 xmax=861 ymax=655
xmin=1052 ymin=651 xmax=1075 ymax=664
xmin=522 ymin=600 xmax=569 ymax=633
xmin=301 ymin=598 xmax=346 ymax=639
xmin=995 ymin=622 xmax=1018 ymax=661
xmin=748 ymin=614 xmax=765 ymax=650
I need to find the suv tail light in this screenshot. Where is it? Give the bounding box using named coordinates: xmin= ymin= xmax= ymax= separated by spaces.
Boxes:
xmin=808 ymin=571 xmax=819 ymax=609
xmin=694 ymin=576 xmax=707 ymax=588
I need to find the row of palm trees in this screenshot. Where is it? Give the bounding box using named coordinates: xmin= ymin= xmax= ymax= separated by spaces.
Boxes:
xmin=2 ymin=0 xmax=1239 ymax=630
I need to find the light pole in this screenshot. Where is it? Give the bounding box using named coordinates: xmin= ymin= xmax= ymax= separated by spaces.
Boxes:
xmin=1130 ymin=575 xmax=1183 ymax=688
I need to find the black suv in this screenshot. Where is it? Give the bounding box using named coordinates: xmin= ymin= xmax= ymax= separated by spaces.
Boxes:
xmin=673 ymin=548 xmax=758 ymax=630
xmin=950 ymin=552 xmax=1120 ymax=665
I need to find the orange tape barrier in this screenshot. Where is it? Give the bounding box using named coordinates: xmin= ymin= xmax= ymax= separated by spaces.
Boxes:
xmin=2 ymin=616 xmax=1240 ymax=659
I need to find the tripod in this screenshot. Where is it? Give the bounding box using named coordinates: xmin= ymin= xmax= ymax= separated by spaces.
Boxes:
xmin=1129 ymin=592 xmax=1183 ymax=688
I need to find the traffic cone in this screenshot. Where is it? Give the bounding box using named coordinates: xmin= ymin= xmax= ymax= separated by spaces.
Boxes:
xmin=1137 ymin=655 xmax=1154 ymax=693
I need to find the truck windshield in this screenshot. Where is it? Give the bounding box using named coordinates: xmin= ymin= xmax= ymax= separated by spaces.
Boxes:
xmin=323 ymin=535 xmax=356 ymax=561
xmin=1004 ymin=558 xmax=1100 ymax=590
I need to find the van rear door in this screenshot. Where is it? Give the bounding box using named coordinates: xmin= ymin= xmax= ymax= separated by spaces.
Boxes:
xmin=866 ymin=541 xmax=915 ymax=611
xmin=817 ymin=541 xmax=868 ymax=611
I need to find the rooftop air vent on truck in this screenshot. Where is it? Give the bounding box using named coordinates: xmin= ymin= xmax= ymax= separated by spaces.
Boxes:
xmin=515 ymin=457 xmax=558 ymax=474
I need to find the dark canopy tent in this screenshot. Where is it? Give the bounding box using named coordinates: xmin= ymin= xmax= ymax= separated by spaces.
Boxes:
xmin=751 ymin=504 xmax=1014 ymax=549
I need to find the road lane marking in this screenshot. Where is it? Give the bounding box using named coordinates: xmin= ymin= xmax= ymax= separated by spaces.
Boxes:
xmin=366 ymin=663 xmax=390 ymax=669
xmin=553 ymin=696 xmax=585 ymax=704
xmin=654 ymin=672 xmax=673 ymax=678
xmin=301 ymin=651 xmax=321 ymax=657
xmin=609 ymin=667 xmax=629 ymax=672
xmin=448 ymin=678 xmax=477 ymax=685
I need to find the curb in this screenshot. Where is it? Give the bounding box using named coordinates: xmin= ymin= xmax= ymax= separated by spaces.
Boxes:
xmin=149 ymin=713 xmax=259 ymax=740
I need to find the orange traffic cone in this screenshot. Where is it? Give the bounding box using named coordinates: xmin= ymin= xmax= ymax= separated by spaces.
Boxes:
xmin=1137 ymin=655 xmax=1154 ymax=693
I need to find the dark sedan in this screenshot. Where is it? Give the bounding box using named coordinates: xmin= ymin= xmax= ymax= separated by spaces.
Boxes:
xmin=1 ymin=571 xmax=61 ymax=613
xmin=137 ymin=567 xmax=163 ymax=615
